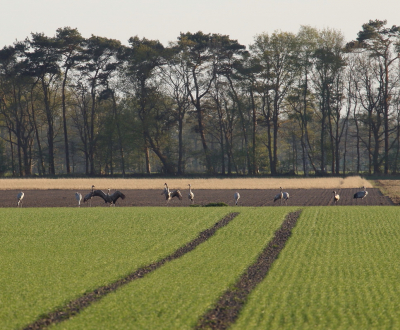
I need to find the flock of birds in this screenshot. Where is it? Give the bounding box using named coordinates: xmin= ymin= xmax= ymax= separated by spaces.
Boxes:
xmin=15 ymin=184 xmax=369 ymax=207
xmin=271 ymin=186 xmax=368 ymax=205
xmin=19 ymin=185 xmax=126 ymax=208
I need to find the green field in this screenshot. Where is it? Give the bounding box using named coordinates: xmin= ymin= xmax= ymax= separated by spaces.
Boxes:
xmin=2 ymin=206 xmax=400 ymax=329
xmin=233 ymin=206 xmax=400 ymax=330
xmin=0 ymin=207 xmax=233 ymax=329
xmin=51 ymin=207 xmax=294 ymax=330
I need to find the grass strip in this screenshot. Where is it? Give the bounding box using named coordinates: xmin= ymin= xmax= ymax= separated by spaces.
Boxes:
xmin=1 ymin=207 xmax=230 ymax=329
xmin=22 ymin=212 xmax=239 ymax=330
xmin=49 ymin=207 xmax=295 ymax=329
xmin=195 ymin=210 xmax=301 ymax=330
xmin=232 ymin=206 xmax=400 ymax=329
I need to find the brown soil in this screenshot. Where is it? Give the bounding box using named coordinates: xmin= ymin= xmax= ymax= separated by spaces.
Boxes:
xmin=373 ymin=180 xmax=400 ymax=205
xmin=1 ymin=188 xmax=393 ymax=208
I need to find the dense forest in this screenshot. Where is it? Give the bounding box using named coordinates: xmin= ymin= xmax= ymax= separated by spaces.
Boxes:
xmin=0 ymin=19 xmax=399 ymax=177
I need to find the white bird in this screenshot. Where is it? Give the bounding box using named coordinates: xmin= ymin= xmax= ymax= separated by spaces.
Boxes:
xmin=17 ymin=191 xmax=24 ymax=207
xmin=162 ymin=183 xmax=182 ymax=204
xmin=75 ymin=192 xmax=82 ymax=207
xmin=234 ymin=192 xmax=240 ymax=205
xmin=333 ymin=191 xmax=340 ymax=205
xmin=274 ymin=187 xmax=289 ymax=205
xmin=354 ymin=186 xmax=368 ymax=203
xmin=83 ymin=185 xmax=95 ymax=206
xmin=188 ymin=184 xmax=194 ymax=203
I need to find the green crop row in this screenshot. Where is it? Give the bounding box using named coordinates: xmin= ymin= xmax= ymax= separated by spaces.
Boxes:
xmin=233 ymin=206 xmax=400 ymax=330
xmin=0 ymin=207 xmax=232 ymax=329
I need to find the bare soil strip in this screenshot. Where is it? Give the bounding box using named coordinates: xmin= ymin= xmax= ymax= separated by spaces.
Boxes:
xmin=22 ymin=212 xmax=239 ymax=330
xmin=1 ymin=188 xmax=391 ymax=208
xmin=195 ymin=210 xmax=302 ymax=330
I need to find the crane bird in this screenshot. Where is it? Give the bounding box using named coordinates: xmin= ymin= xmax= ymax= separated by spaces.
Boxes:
xmin=274 ymin=187 xmax=289 ymax=205
xmin=17 ymin=191 xmax=24 ymax=207
xmin=75 ymin=192 xmax=83 ymax=207
xmin=162 ymin=183 xmax=182 ymax=204
xmin=188 ymin=184 xmax=194 ymax=203
xmin=83 ymin=185 xmax=96 ymax=206
xmin=91 ymin=189 xmax=126 ymax=206
xmin=354 ymin=186 xmax=368 ymax=203
xmin=333 ymin=191 xmax=340 ymax=205
xmin=234 ymin=192 xmax=240 ymax=205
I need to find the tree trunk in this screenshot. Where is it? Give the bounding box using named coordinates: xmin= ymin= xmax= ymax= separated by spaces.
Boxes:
xmin=250 ymin=89 xmax=258 ymax=174
xmin=42 ymin=81 xmax=55 ymax=175
xmin=61 ymin=70 xmax=71 ymax=174
xmin=177 ymin=107 xmax=184 ymax=175
xmin=111 ymin=92 xmax=125 ymax=176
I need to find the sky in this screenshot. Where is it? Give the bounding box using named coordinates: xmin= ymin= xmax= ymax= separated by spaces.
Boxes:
xmin=2 ymin=0 xmax=399 ymax=49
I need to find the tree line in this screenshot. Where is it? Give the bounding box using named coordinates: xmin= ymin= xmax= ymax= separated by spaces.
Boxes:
xmin=0 ymin=19 xmax=399 ymax=177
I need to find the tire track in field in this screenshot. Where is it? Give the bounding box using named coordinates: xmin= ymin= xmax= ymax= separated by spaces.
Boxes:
xmin=195 ymin=210 xmax=302 ymax=330
xmin=22 ymin=212 xmax=239 ymax=330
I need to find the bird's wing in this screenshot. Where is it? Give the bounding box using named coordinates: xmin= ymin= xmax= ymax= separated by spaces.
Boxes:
xmin=171 ymin=190 xmax=182 ymax=200
xmin=354 ymin=191 xmax=364 ymax=198
xmin=273 ymin=194 xmax=280 ymax=201
xmin=92 ymin=190 xmax=108 ymax=202
xmin=83 ymin=192 xmax=93 ymax=202
xmin=110 ymin=191 xmax=126 ymax=202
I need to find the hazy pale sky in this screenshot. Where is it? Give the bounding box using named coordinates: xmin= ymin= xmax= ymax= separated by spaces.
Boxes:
xmin=2 ymin=0 xmax=399 ymax=49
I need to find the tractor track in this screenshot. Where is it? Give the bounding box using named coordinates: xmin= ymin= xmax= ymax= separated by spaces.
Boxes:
xmin=22 ymin=212 xmax=239 ymax=330
xmin=195 ymin=210 xmax=302 ymax=330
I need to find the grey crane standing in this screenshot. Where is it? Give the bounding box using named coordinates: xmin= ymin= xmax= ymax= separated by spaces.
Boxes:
xmin=75 ymin=192 xmax=83 ymax=207
xmin=274 ymin=187 xmax=289 ymax=205
xmin=83 ymin=185 xmax=95 ymax=206
xmin=188 ymin=184 xmax=194 ymax=203
xmin=333 ymin=191 xmax=340 ymax=205
xmin=354 ymin=186 xmax=368 ymax=204
xmin=17 ymin=191 xmax=24 ymax=207
xmin=234 ymin=192 xmax=240 ymax=205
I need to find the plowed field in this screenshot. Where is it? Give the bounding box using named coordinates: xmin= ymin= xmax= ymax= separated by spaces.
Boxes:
xmin=1 ymin=188 xmax=393 ymax=207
